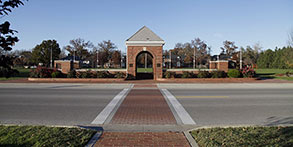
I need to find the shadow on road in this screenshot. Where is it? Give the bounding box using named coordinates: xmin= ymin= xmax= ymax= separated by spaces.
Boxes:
xmin=264 ymin=116 xmax=293 ymax=126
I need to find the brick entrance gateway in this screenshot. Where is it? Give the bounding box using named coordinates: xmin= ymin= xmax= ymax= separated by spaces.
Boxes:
xmin=126 ymin=26 xmax=165 ymax=80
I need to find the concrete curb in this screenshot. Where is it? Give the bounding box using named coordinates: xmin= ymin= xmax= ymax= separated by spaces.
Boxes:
xmin=183 ymin=131 xmax=199 ymax=147
xmin=85 ymin=131 xmax=103 ymax=147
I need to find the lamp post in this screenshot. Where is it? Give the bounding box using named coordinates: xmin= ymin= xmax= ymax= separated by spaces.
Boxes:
xmin=193 ymin=47 xmax=195 ymax=69
xmin=177 ymin=56 xmax=180 ymax=68
xmin=240 ymin=49 xmax=243 ymax=69
xmin=50 ymin=46 xmax=53 ymax=68
xmin=169 ymin=50 xmax=172 ymax=69
xmin=120 ymin=50 xmax=123 ymax=68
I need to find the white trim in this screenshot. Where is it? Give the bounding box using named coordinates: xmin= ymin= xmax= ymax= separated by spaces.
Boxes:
xmin=126 ymin=41 xmax=165 ymax=44
xmin=91 ymin=88 xmax=130 ymax=124
xmin=125 ymin=41 xmax=165 ymax=47
xmin=209 ymin=60 xmax=229 ymax=63
xmin=166 ymin=69 xmax=217 ymax=72
xmin=76 ymin=69 xmax=126 ymax=72
xmin=161 ymin=89 xmax=196 ymax=125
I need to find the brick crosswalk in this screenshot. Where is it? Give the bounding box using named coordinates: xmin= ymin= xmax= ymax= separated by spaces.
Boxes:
xmin=94 ymin=132 xmax=190 ymax=147
xmin=110 ymin=88 xmax=176 ymax=125
xmin=94 ymin=84 xmax=191 ymax=146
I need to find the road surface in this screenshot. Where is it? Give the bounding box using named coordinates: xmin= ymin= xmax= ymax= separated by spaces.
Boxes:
xmin=0 ymin=83 xmax=292 ymax=127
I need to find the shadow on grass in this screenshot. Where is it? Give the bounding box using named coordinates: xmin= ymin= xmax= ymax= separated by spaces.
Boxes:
xmin=0 ymin=144 xmax=31 ymax=147
xmin=255 ymin=73 xmax=276 ymax=80
xmin=78 ymin=126 xmax=104 ymax=132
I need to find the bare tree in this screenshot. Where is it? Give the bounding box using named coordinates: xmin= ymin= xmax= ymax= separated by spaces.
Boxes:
xmin=221 ymin=40 xmax=238 ymax=56
xmin=288 ymin=30 xmax=293 ymax=47
xmin=96 ymin=40 xmax=117 ymax=68
xmin=173 ymin=38 xmax=209 ymax=68
xmin=191 ymin=38 xmax=208 ymax=67
xmin=242 ymin=43 xmax=262 ymax=66
xmin=63 ymin=38 xmax=93 ymax=60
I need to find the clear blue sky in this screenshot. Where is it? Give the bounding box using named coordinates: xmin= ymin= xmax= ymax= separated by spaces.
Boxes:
xmin=4 ymin=0 xmax=293 ymax=55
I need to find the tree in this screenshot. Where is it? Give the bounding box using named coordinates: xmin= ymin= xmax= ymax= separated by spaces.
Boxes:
xmin=112 ymin=50 xmax=121 ymax=67
xmin=64 ymin=38 xmax=93 ymax=60
xmin=31 ymin=40 xmax=61 ymax=67
xmin=173 ymin=38 xmax=209 ymax=68
xmin=288 ymin=30 xmax=293 ymax=47
xmin=191 ymin=38 xmax=208 ymax=67
xmin=242 ymin=43 xmax=261 ymax=66
xmin=96 ymin=40 xmax=117 ymax=68
xmin=0 ymin=0 xmax=26 ymax=78
xmin=221 ymin=40 xmax=238 ymax=56
xmin=13 ymin=50 xmax=32 ymax=67
xmin=257 ymin=49 xmax=275 ymax=68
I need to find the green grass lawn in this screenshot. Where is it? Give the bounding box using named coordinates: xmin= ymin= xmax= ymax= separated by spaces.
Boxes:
xmin=0 ymin=125 xmax=96 ymax=147
xmin=137 ymin=68 xmax=153 ymax=73
xmin=255 ymin=68 xmax=293 ymax=80
xmin=191 ymin=126 xmax=293 ymax=147
xmin=0 ymin=68 xmax=30 ymax=81
xmin=0 ymin=77 xmax=26 ymax=81
xmin=15 ymin=68 xmax=31 ymax=77
xmin=255 ymin=68 xmax=293 ymax=75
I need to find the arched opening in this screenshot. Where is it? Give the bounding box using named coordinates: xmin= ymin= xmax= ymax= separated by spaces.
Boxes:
xmin=135 ymin=51 xmax=154 ymax=79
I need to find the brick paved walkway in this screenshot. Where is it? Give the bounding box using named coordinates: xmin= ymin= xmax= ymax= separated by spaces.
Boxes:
xmin=93 ymin=84 xmax=190 ymax=146
xmin=94 ymin=132 xmax=190 ymax=147
xmin=110 ymin=88 xmax=176 ymax=125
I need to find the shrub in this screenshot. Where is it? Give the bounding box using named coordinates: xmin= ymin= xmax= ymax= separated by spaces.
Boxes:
xmin=0 ymin=67 xmax=18 ymax=78
xmin=125 ymin=74 xmax=135 ymax=80
xmin=197 ymin=71 xmax=210 ymax=78
xmin=164 ymin=71 xmax=175 ymax=78
xmin=181 ymin=71 xmax=192 ymax=78
xmin=67 ymin=70 xmax=76 ymax=78
xmin=51 ymin=71 xmax=63 ymax=78
xmin=29 ymin=66 xmax=55 ymax=78
xmin=80 ymin=71 xmax=92 ymax=78
xmin=228 ymin=69 xmax=241 ymax=78
xmin=211 ymin=71 xmax=227 ymax=78
xmin=114 ymin=72 xmax=125 ymax=78
xmin=96 ymin=71 xmax=110 ymax=78
xmin=285 ymin=72 xmax=293 ymax=77
xmin=240 ymin=66 xmax=256 ymax=78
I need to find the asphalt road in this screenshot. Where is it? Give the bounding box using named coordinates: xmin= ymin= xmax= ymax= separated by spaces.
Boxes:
xmin=170 ymin=88 xmax=293 ymax=126
xmin=0 ymin=83 xmax=292 ymax=127
xmin=0 ymin=84 xmax=131 ymax=126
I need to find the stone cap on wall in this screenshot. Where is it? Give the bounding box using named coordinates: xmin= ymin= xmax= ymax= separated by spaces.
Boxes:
xmin=166 ymin=69 xmax=218 ymax=72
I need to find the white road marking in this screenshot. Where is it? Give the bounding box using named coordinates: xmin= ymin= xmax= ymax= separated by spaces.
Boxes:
xmin=161 ymin=89 xmax=196 ymax=125
xmin=91 ymin=88 xmax=130 ymax=124
xmin=177 ymin=96 xmax=229 ymax=98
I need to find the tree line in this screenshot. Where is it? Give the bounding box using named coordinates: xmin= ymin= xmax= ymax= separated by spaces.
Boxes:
xmin=12 ymin=39 xmax=123 ymax=68
xmin=167 ymin=39 xmax=239 ymax=68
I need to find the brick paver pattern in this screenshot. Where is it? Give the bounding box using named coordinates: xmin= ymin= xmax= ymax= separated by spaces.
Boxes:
xmin=110 ymin=89 xmax=177 ymax=125
xmin=94 ymin=132 xmax=190 ymax=147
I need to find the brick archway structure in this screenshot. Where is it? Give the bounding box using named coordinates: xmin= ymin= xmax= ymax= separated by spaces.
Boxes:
xmin=126 ymin=26 xmax=164 ymax=80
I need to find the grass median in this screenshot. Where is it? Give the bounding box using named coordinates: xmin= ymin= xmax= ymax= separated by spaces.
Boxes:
xmin=191 ymin=126 xmax=293 ymax=147
xmin=0 ymin=125 xmax=96 ymax=147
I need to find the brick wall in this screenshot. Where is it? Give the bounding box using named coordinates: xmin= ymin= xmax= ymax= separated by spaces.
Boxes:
xmin=218 ymin=61 xmax=228 ymax=72
xmin=209 ymin=61 xmax=228 ymax=72
xmin=54 ymin=60 xmax=80 ymax=74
